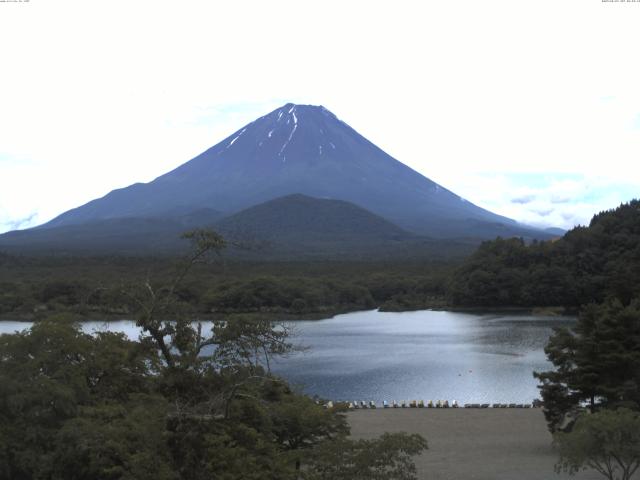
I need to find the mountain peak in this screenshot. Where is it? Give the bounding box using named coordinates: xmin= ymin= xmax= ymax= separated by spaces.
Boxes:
xmin=264 ymin=103 xmax=335 ymax=122
xmin=211 ymin=102 xmax=349 ymax=166
xmin=30 ymin=103 xmax=554 ymax=242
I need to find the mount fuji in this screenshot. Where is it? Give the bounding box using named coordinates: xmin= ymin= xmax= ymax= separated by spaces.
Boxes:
xmin=0 ymin=103 xmax=554 ymax=255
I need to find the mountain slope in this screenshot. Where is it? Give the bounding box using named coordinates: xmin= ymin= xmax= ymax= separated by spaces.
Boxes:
xmin=0 ymin=209 xmax=223 ymax=254
xmin=216 ymin=194 xmax=409 ymax=240
xmin=0 ymin=195 xmax=476 ymax=259
xmin=212 ymin=194 xmax=475 ymax=259
xmin=38 ymin=103 xmax=549 ymax=240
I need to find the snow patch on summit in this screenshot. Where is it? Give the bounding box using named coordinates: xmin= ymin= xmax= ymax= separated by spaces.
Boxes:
xmin=279 ymin=106 xmax=298 ymax=156
xmin=279 ymin=123 xmax=297 ymax=155
xmin=226 ymin=128 xmax=246 ymax=149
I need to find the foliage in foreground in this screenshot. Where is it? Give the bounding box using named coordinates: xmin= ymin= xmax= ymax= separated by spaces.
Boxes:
xmin=304 ymin=433 xmax=428 ymax=480
xmin=0 ymin=318 xmax=427 ymax=480
xmin=554 ymin=408 xmax=640 ymax=480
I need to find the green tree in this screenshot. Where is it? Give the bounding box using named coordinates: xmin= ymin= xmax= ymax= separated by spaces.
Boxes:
xmin=269 ymin=394 xmax=349 ymax=471
xmin=0 ymin=316 xmax=163 ymax=480
xmin=534 ymin=299 xmax=640 ymax=431
xmin=554 ymin=408 xmax=640 ymax=480
xmin=304 ymin=432 xmax=428 ymax=480
xmin=48 ymin=396 xmax=176 ymax=480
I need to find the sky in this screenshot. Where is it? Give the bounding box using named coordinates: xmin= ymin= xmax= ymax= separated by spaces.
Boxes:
xmin=1 ymin=0 xmax=639 ymax=234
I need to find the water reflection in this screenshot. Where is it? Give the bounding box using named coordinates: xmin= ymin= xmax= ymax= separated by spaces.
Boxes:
xmin=0 ymin=310 xmax=574 ymax=403
xmin=272 ymin=310 xmax=575 ymax=403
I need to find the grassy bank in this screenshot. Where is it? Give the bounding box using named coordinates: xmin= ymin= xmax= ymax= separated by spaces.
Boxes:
xmin=347 ymin=409 xmax=600 ymax=480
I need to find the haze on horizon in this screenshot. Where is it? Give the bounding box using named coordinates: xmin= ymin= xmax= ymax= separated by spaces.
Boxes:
xmin=1 ymin=0 xmax=639 ymax=235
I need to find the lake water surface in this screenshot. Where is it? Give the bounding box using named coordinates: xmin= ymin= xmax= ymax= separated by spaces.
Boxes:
xmin=0 ymin=309 xmax=574 ymax=403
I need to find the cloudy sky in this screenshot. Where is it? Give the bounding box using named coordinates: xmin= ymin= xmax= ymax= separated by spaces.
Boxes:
xmin=1 ymin=0 xmax=639 ymax=234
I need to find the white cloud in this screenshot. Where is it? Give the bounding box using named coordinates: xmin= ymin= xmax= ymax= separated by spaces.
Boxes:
xmin=443 ymin=172 xmax=638 ymax=229
xmin=0 ymin=0 xmax=639 ymax=233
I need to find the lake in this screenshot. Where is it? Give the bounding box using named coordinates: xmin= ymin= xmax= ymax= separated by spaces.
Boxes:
xmin=0 ymin=309 xmax=574 ymax=403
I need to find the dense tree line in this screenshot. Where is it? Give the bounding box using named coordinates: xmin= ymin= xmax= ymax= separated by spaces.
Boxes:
xmin=0 ymin=254 xmax=452 ymax=320
xmin=3 ymin=200 xmax=639 ymax=318
xmin=204 ymin=276 xmax=375 ymax=314
xmin=450 ymin=200 xmax=640 ymax=308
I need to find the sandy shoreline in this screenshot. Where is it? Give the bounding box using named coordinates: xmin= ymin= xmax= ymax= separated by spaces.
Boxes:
xmin=347 ymin=409 xmax=602 ymax=480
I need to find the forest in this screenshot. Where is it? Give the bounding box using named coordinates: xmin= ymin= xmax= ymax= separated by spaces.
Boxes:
xmin=2 ymin=201 xmax=640 ymax=320
xmin=449 ymin=200 xmax=640 ymax=309
xmin=0 ymin=255 xmax=453 ymax=321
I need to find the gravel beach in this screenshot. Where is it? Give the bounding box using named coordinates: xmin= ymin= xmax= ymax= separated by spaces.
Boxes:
xmin=347 ymin=408 xmax=603 ymax=480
